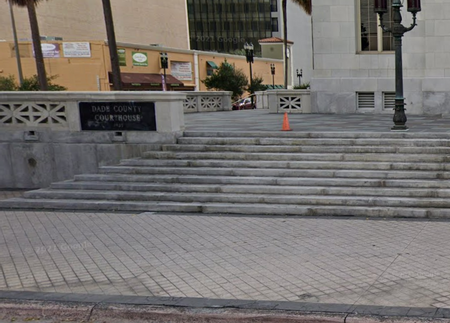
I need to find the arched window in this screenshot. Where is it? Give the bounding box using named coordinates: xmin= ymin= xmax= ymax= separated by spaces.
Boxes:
xmin=358 ymin=0 xmax=394 ymax=52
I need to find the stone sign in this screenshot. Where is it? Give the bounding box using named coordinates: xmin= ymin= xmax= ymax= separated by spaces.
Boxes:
xmin=79 ymin=101 xmax=156 ymax=131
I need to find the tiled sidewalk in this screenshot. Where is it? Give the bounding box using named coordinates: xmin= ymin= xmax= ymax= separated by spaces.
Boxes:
xmin=1 ymin=210 xmax=450 ymax=310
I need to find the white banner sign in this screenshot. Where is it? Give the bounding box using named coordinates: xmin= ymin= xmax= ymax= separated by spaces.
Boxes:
xmin=170 ymin=61 xmax=192 ymax=81
xmin=63 ymin=42 xmax=91 ymax=57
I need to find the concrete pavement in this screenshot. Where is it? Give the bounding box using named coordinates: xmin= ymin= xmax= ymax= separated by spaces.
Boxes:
xmin=2 ymin=210 xmax=450 ymax=321
xmin=4 ymin=111 xmax=450 ymax=321
xmin=184 ymin=110 xmax=450 ymax=133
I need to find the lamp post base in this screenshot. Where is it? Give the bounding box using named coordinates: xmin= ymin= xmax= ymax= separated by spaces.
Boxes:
xmin=391 ymin=125 xmax=409 ymax=131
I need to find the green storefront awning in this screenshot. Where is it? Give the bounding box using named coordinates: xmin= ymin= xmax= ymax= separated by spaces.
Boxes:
xmin=207 ymin=61 xmax=219 ymax=69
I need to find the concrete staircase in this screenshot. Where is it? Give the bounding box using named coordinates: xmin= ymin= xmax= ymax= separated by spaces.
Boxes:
xmin=3 ymin=131 xmax=450 ymax=218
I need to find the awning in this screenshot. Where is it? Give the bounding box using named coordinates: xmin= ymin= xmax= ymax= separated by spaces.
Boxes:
xmin=206 ymin=61 xmax=219 ymax=69
xmin=112 ymin=72 xmax=184 ymax=86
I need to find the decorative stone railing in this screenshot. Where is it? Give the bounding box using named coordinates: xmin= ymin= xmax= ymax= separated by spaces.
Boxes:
xmin=183 ymin=91 xmax=232 ymax=113
xmin=255 ymin=91 xmax=269 ymax=109
xmin=0 ymin=91 xmax=187 ymax=189
xmin=0 ymin=91 xmax=186 ymax=132
xmin=266 ymin=90 xmax=311 ymax=113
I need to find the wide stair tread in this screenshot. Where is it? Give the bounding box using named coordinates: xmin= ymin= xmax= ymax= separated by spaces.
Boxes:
xmin=21 ymin=189 xmax=450 ymax=208
xmin=2 ymin=198 xmax=450 ymax=218
xmin=72 ymin=173 xmax=450 ymax=188
xmin=2 ymin=132 xmax=450 ymax=218
xmin=49 ymin=181 xmax=450 ymax=198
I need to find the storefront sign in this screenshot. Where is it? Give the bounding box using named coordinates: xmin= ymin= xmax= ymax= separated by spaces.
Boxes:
xmin=35 ymin=43 xmax=60 ymax=58
xmin=79 ymin=101 xmax=156 ymax=131
xmin=171 ymin=61 xmax=192 ymax=81
xmin=132 ymin=52 xmax=148 ymax=66
xmin=118 ymin=48 xmax=126 ymax=66
xmin=63 ymin=42 xmax=91 ymax=57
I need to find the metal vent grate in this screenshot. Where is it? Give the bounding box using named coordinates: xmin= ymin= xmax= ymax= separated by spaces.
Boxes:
xmin=383 ymin=92 xmax=396 ymax=110
xmin=357 ymin=92 xmax=375 ymax=109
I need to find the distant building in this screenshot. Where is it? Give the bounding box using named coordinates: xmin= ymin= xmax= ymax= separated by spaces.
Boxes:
xmin=310 ymin=0 xmax=447 ymax=115
xmin=186 ymin=0 xmax=275 ymax=56
xmin=186 ymin=0 xmax=313 ymax=86
xmin=0 ymin=0 xmax=190 ymax=49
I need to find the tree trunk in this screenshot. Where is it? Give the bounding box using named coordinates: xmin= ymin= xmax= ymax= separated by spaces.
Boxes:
xmin=282 ymin=0 xmax=288 ymax=89
xmin=102 ymin=0 xmax=122 ymax=91
xmin=27 ymin=1 xmax=47 ymax=90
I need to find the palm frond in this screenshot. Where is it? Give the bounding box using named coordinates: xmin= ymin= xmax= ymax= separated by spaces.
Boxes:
xmin=291 ymin=0 xmax=312 ymax=15
xmin=8 ymin=0 xmax=44 ymax=7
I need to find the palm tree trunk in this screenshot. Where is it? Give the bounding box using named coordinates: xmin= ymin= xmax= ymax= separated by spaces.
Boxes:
xmin=282 ymin=0 xmax=288 ymax=89
xmin=27 ymin=1 xmax=47 ymax=90
xmin=102 ymin=0 xmax=122 ymax=91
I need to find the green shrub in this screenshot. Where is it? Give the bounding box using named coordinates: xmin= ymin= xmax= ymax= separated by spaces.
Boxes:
xmin=0 ymin=74 xmax=67 ymax=91
xmin=294 ymin=82 xmax=310 ymax=90
xmin=0 ymin=75 xmax=18 ymax=91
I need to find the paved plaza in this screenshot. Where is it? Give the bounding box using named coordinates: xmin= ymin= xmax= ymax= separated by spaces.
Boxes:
xmin=2 ymin=210 xmax=450 ymax=311
xmin=184 ymin=110 xmax=450 ymax=133
xmin=3 ymin=111 xmax=450 ymax=320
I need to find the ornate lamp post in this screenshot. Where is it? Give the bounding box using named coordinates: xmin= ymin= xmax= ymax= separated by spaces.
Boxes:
xmin=270 ymin=64 xmax=275 ymax=88
xmin=244 ymin=42 xmax=254 ymax=108
xmin=160 ymin=52 xmax=168 ymax=91
xmin=296 ymin=69 xmax=303 ymax=87
xmin=375 ymin=0 xmax=421 ymax=131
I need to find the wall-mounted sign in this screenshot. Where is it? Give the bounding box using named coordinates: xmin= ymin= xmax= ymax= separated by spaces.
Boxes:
xmin=79 ymin=101 xmax=156 ymax=131
xmin=34 ymin=43 xmax=60 ymax=58
xmin=62 ymin=42 xmax=91 ymax=57
xmin=171 ymin=61 xmax=192 ymax=81
xmin=132 ymin=52 xmax=148 ymax=66
xmin=118 ymin=48 xmax=126 ymax=66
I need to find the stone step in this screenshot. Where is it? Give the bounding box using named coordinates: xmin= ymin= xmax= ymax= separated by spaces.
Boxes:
xmin=98 ymin=165 xmax=449 ymax=180
xmin=2 ymin=198 xmax=450 ymax=218
xmin=73 ymin=174 xmax=450 ymax=188
xmin=161 ymin=144 xmax=450 ymax=154
xmin=119 ymin=159 xmax=450 ymax=171
xmin=142 ymin=151 xmax=450 ymax=163
xmin=183 ymin=131 xmax=450 ymax=140
xmin=178 ymin=136 xmax=450 ymax=147
xmin=22 ymin=189 xmax=450 ymax=208
xmin=50 ymin=181 xmax=450 ymax=198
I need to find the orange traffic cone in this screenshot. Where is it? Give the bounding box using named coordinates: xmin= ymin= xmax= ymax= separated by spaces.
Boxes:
xmin=281 ymin=112 xmax=292 ymax=131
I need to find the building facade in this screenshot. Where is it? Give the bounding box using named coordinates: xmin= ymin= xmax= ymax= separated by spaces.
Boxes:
xmin=0 ymin=40 xmax=283 ymax=92
xmin=0 ymin=0 xmax=190 ymax=49
xmin=187 ymin=0 xmax=274 ymax=56
xmin=310 ymin=0 xmax=450 ymax=115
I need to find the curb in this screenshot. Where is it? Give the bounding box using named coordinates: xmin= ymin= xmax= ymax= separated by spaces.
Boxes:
xmin=0 ymin=290 xmax=448 ymax=320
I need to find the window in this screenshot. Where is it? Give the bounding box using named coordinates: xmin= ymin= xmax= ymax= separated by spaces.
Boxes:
xmin=358 ymin=0 xmax=393 ymax=52
xmin=271 ymin=0 xmax=278 ymax=12
xmin=258 ymin=3 xmax=265 ymax=13
xmin=271 ymin=18 xmax=279 ymax=32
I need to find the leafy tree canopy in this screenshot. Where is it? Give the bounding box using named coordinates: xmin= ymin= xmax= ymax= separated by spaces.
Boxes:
xmin=246 ymin=76 xmax=267 ymax=94
xmin=8 ymin=0 xmax=45 ymax=6
xmin=203 ymin=60 xmax=248 ymax=100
